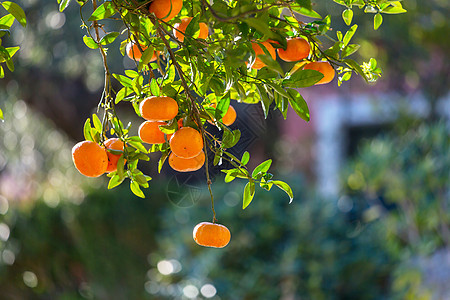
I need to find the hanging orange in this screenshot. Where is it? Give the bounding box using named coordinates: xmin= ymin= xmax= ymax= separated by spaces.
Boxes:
xmin=104 ymin=138 xmax=125 ymax=173
xmin=173 ymin=17 xmax=209 ymax=42
xmin=169 ymin=150 xmax=205 ymax=172
xmin=169 ymin=127 xmax=203 ymax=159
xmin=250 ymin=41 xmax=276 ymax=70
xmin=139 ymin=96 xmax=179 ymax=121
xmin=139 ymin=121 xmax=170 ymax=144
xmin=209 ymin=104 xmax=237 ymax=126
xmin=303 ymin=61 xmax=335 ymax=85
xmin=193 ymin=222 xmax=231 ymax=248
xmin=72 ymin=141 xmax=108 ymax=177
xmin=149 ymin=0 xmax=183 ymax=22
xmin=277 ymin=37 xmax=310 ymax=62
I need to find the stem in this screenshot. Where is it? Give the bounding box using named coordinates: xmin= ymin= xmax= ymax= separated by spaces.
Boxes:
xmin=148 ymin=16 xmax=218 ymax=220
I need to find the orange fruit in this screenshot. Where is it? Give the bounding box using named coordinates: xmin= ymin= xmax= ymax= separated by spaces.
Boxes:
xmin=139 ymin=121 xmax=170 ymax=144
xmin=126 ymin=42 xmax=147 ymax=61
xmin=209 ymin=104 xmax=237 ymax=126
xmin=193 ymin=222 xmax=231 ymax=248
xmin=104 ymin=138 xmax=125 ymax=173
xmin=303 ymin=61 xmax=335 ymax=85
xmin=72 ymin=140 xmax=108 ymax=177
xmin=277 ymin=37 xmax=310 ymax=62
xmin=149 ymin=0 xmax=183 ymax=22
xmin=173 ymin=17 xmax=209 ymax=42
xmin=139 ymin=96 xmax=179 ymax=121
xmin=169 ymin=126 xmax=203 ymax=159
xmin=126 ymin=42 xmax=158 ymax=62
xmin=169 ymin=150 xmax=205 ymax=172
xmin=251 ymin=41 xmax=276 ymax=70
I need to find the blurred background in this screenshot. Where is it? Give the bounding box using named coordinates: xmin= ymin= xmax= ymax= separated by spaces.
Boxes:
xmin=0 ymin=0 xmax=449 ymax=299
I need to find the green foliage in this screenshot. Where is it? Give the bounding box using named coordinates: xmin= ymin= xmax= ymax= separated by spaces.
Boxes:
xmin=53 ymin=0 xmax=402 ymax=202
xmin=343 ymin=121 xmax=449 ymax=255
xmin=0 ymin=177 xmax=399 ymax=299
xmin=0 ymin=1 xmax=26 ymax=78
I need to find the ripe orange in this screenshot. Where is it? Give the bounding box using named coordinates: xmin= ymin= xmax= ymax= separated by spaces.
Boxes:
xmin=251 ymin=41 xmax=276 ymax=70
xmin=139 ymin=96 xmax=179 ymax=121
xmin=72 ymin=140 xmax=108 ymax=177
xmin=173 ymin=17 xmax=209 ymax=42
xmin=169 ymin=150 xmax=205 ymax=172
xmin=104 ymin=138 xmax=125 ymax=173
xmin=139 ymin=121 xmax=170 ymax=144
xmin=126 ymin=42 xmax=147 ymax=61
xmin=169 ymin=126 xmax=203 ymax=159
xmin=303 ymin=61 xmax=335 ymax=85
xmin=193 ymin=222 xmax=231 ymax=248
xmin=277 ymin=37 xmax=310 ymax=62
xmin=209 ymin=104 xmax=237 ymax=126
xmin=126 ymin=42 xmax=158 ymax=62
xmin=149 ymin=0 xmax=183 ymax=22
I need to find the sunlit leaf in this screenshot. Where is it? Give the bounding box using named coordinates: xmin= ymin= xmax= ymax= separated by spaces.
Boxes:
xmin=1 ymin=2 xmax=26 ymax=27
xmin=243 ymin=181 xmax=255 ymax=209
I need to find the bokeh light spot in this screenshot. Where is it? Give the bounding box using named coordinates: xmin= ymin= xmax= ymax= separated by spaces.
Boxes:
xmin=201 ymin=284 xmax=217 ymax=298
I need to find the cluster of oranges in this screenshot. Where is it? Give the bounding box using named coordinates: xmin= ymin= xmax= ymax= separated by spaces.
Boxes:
xmin=72 ymin=138 xmax=125 ymax=178
xmin=251 ymin=38 xmax=335 ymax=85
xmin=136 ymin=96 xmax=206 ymax=173
xmin=72 ymin=0 xmax=343 ymax=249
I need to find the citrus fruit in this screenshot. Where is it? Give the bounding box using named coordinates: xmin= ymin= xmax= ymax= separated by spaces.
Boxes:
xmin=303 ymin=61 xmax=335 ymax=85
xmin=139 ymin=96 xmax=179 ymax=121
xmin=193 ymin=222 xmax=231 ymax=248
xmin=169 ymin=126 xmax=203 ymax=159
xmin=72 ymin=140 xmax=108 ymax=177
xmin=277 ymin=37 xmax=310 ymax=62
xmin=148 ymin=0 xmax=183 ymax=22
xmin=104 ymin=138 xmax=125 ymax=173
xmin=209 ymin=104 xmax=237 ymax=126
xmin=251 ymin=41 xmax=276 ymax=70
xmin=173 ymin=17 xmax=209 ymax=42
xmin=169 ymin=150 xmax=205 ymax=172
xmin=139 ymin=121 xmax=170 ymax=144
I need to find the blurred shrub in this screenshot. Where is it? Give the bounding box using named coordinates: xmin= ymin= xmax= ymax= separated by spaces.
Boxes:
xmin=342 ymin=120 xmax=450 ymax=298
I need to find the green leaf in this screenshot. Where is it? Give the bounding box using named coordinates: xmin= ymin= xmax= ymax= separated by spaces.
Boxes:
xmin=341 ymin=44 xmax=360 ymax=58
xmin=291 ymin=5 xmax=321 ymax=18
xmin=108 ymin=174 xmax=124 ymax=189
xmin=222 ymin=129 xmax=241 ymax=149
xmin=0 ymin=107 xmax=3 ymax=121
xmin=255 ymin=83 xmax=272 ymax=118
xmin=342 ymin=9 xmax=353 ymax=26
xmin=381 ymin=6 xmax=407 ymax=14
xmin=271 ymin=180 xmax=294 ymax=203
xmin=83 ymin=118 xmax=94 ymax=141
xmin=343 ymin=24 xmax=357 ymax=47
xmin=59 ymin=0 xmax=71 ymax=12
xmin=99 ymin=32 xmax=119 ymax=45
xmin=374 ymin=13 xmax=383 ymax=30
xmin=0 ymin=14 xmax=15 ymax=29
xmin=92 ymin=114 xmax=102 ymax=131
xmin=127 ymin=138 xmax=148 ymax=153
xmin=130 ymin=181 xmax=145 ymax=198
xmin=252 ymin=159 xmax=272 ymax=178
xmin=83 ymin=35 xmax=99 ymax=49
xmin=113 ymin=74 xmax=132 ymax=87
xmin=241 ymin=151 xmax=250 ymax=165
xmin=139 ymin=46 xmax=155 ymax=67
xmin=1 ymin=2 xmax=26 ymax=27
xmin=5 ymin=58 xmax=14 ymax=71
xmin=283 ymin=69 xmax=323 ymax=88
xmin=287 ymin=89 xmax=310 ymax=122
xmin=88 ymin=1 xmax=116 ymax=21
xmin=0 ymin=66 xmax=3 ymax=78
xmin=243 ymin=181 xmax=255 ymax=209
